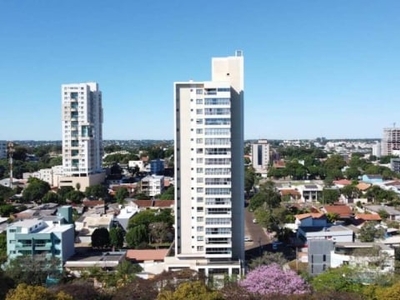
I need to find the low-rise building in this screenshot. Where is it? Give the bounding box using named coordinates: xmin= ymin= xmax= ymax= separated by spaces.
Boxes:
xmin=75 ymin=213 xmax=113 ymax=245
xmin=6 ymin=206 xmax=75 ymax=265
xmin=141 ymin=175 xmax=164 ymax=197
xmin=296 ymin=184 xmax=323 ymax=202
xmin=365 ymin=205 xmax=400 ymax=221
xmin=362 ymin=174 xmax=384 ymax=184
xmin=331 ymin=242 xmax=394 ymax=273
xmin=297 ymin=225 xmax=354 ymax=246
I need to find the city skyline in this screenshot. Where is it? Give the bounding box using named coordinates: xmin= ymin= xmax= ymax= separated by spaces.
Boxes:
xmin=1 ymin=1 xmax=400 ymax=140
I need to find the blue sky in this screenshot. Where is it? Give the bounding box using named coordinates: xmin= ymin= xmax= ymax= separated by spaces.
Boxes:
xmin=1 ymin=0 xmax=400 ymax=140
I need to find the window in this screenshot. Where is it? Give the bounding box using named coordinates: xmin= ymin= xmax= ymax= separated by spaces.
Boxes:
xmin=196 ymin=158 xmax=203 ymax=163
xmin=196 ymin=129 xmax=203 ymax=134
xmin=197 ymin=187 xmax=204 ymax=193
xmin=197 ymin=168 xmax=203 ymax=173
xmin=196 ymin=99 xmax=203 ymax=104
xmin=197 ymin=246 xmax=204 ymax=251
xmin=205 ymin=98 xmax=230 ymax=105
xmin=196 ymin=89 xmax=203 ymax=95
xmin=197 ymin=226 xmax=204 ymax=232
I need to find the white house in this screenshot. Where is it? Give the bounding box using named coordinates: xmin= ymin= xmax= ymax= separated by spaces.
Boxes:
xmin=331 ymin=242 xmax=394 ymax=273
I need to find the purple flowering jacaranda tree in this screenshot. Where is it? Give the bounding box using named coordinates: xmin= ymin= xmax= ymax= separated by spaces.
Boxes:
xmin=240 ymin=263 xmax=310 ymax=296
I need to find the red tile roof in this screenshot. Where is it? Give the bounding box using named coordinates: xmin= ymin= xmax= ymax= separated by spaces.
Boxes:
xmin=126 ymin=249 xmax=168 ymax=261
xmin=280 ymin=189 xmax=301 ymax=197
xmin=323 ymin=205 xmax=353 ymax=218
xmin=133 ymin=200 xmax=153 ymax=208
xmin=355 ymin=214 xmax=381 ymax=221
xmin=295 ymin=213 xmax=325 ymax=220
xmin=356 ymin=183 xmax=371 ymax=191
xmin=82 ymin=200 xmax=105 ymax=208
xmin=333 ymin=179 xmax=352 ymax=186
xmin=153 ymin=200 xmax=174 ymax=208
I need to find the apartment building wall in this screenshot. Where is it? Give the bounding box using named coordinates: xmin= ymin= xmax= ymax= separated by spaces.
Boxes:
xmin=174 ymin=52 xmax=244 ymax=266
xmin=61 ymin=82 xmax=103 ymax=179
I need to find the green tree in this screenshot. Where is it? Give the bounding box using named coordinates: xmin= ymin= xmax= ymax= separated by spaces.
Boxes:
xmin=0 ymin=185 xmax=14 ymax=202
xmin=157 ymin=281 xmax=223 ymax=300
xmin=159 ymin=186 xmax=174 ymax=200
xmin=311 ymin=266 xmax=364 ymax=294
xmin=341 ymin=184 xmax=361 ymax=200
xmin=22 ymin=177 xmax=50 ymax=202
xmin=65 ymin=190 xmax=85 ymax=204
xmin=57 ymin=186 xmax=74 ymax=202
xmin=322 ymin=188 xmax=340 ymax=204
xmin=84 ymin=184 xmax=108 ymax=199
xmin=4 ymin=256 xmax=61 ymax=286
xmin=149 ymin=222 xmax=171 ymax=244
xmin=0 ymin=204 xmax=17 ymax=217
xmin=115 ymin=188 xmax=129 ymax=204
xmin=0 ymin=232 xmax=7 ymax=264
xmin=244 ymin=167 xmax=256 ymax=194
xmin=109 ymin=227 xmax=124 ymax=250
xmin=378 ymin=209 xmax=390 ymax=220
xmin=344 ymin=167 xmax=361 ymax=180
xmin=254 ymin=208 xmax=278 ymax=232
xmin=6 ymin=284 xmax=72 ymax=300
xmin=249 ymin=251 xmax=287 ymax=269
xmin=42 ymin=191 xmax=62 ymax=204
xmin=91 ymin=227 xmax=110 ymax=249
xmin=126 ymin=224 xmax=149 ymax=248
xmin=359 ymin=221 xmax=385 ymax=242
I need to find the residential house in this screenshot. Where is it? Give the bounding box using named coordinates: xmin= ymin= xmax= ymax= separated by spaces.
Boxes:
xmin=364 ymin=205 xmax=400 ymax=221
xmin=362 ymin=174 xmax=383 ymax=184
xmin=356 ymin=182 xmax=371 ymax=192
xmin=321 ymin=204 xmax=353 ymax=221
xmin=296 ymin=184 xmax=323 ymax=202
xmin=331 ymin=242 xmax=394 ymax=273
xmin=333 ymin=179 xmax=352 ymax=189
xmin=295 ymin=213 xmax=327 ymax=230
xmin=354 ymin=213 xmax=382 ymax=226
xmin=75 ymin=213 xmax=113 ymax=244
xmin=297 ymin=225 xmax=354 ymax=246
xmin=126 ymin=249 xmax=169 ymax=275
xmin=141 ymin=175 xmax=164 ymax=197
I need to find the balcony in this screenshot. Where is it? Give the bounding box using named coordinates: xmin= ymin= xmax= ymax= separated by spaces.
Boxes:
xmin=15 ymin=243 xmax=32 ymax=250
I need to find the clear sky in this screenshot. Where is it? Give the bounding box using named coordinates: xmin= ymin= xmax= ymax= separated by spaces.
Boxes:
xmin=1 ymin=0 xmax=399 ymax=141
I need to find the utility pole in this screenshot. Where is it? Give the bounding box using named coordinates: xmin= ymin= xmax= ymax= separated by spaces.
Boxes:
xmin=7 ymin=142 xmax=14 ymax=189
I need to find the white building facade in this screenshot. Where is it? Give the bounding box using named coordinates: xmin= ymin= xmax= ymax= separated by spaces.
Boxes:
xmin=141 ymin=175 xmax=164 ymax=197
xmin=172 ymin=52 xmax=244 ymax=276
xmin=60 ymin=82 xmax=105 ymax=190
xmin=382 ymin=127 xmax=400 ymax=156
xmin=251 ymin=139 xmax=270 ymax=174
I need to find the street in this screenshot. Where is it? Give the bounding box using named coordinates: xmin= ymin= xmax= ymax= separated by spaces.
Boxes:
xmin=244 ymin=207 xmax=271 ymax=260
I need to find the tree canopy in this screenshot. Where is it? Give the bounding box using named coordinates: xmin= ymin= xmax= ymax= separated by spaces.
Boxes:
xmin=91 ymin=227 xmax=110 ymax=249
xmin=239 ymin=264 xmax=310 ymax=296
xmin=22 ymin=177 xmax=51 ymax=202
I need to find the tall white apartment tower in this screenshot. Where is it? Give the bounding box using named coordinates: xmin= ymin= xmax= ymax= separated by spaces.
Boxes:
xmin=60 ymin=83 xmax=104 ymax=189
xmin=172 ymin=52 xmax=244 ymax=275
xmin=382 ymin=127 xmax=400 ymax=156
xmin=251 ymin=140 xmax=270 ymax=175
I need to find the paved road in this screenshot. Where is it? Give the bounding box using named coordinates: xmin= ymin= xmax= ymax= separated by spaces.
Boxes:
xmin=244 ymin=207 xmax=271 ymax=260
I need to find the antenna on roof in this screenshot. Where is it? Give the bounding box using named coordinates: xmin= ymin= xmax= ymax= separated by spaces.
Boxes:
xmin=394 ymin=122 xmax=396 ymax=128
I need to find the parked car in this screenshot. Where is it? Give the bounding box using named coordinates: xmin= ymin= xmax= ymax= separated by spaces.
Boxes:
xmin=244 ymin=236 xmax=253 ymax=242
